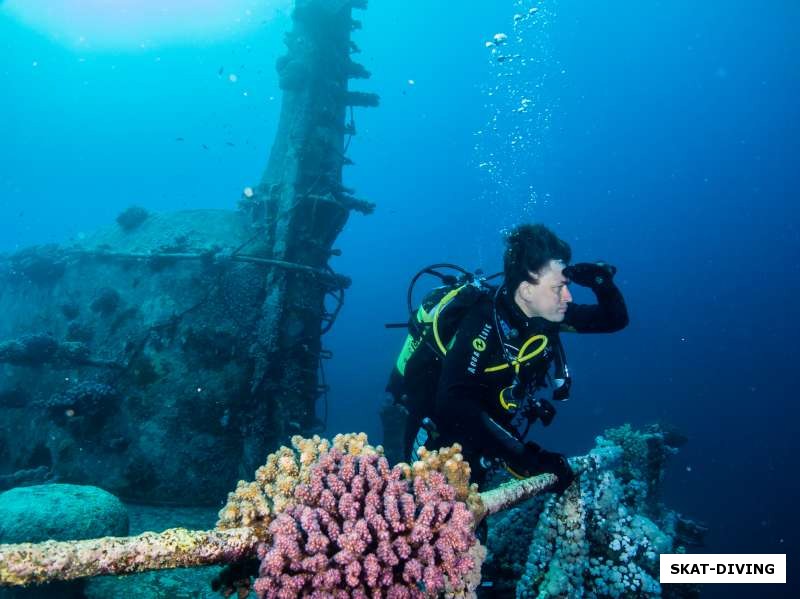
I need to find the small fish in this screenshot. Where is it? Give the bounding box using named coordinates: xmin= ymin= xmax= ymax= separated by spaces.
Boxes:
xmin=175 ymin=137 xmax=184 ymax=142
xmin=202 ymin=144 xmax=209 ymax=150
xmin=225 ymin=141 xmax=235 ymax=147
xmin=217 ymin=66 xmax=224 ymax=75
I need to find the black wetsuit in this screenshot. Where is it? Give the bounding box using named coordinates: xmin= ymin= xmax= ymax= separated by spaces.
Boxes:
xmin=428 ymin=279 xmax=628 ymax=484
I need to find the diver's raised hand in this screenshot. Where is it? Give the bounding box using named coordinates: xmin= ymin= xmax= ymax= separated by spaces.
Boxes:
xmin=563 ymin=262 xmax=617 ymax=289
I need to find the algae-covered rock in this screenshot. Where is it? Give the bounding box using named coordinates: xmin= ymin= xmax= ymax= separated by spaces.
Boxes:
xmin=0 ymin=484 xmax=130 ymax=599
xmin=0 ymin=483 xmax=129 ymax=544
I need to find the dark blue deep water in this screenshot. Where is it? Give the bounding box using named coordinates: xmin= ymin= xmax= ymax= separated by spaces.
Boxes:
xmin=1 ymin=1 xmax=797 ymax=597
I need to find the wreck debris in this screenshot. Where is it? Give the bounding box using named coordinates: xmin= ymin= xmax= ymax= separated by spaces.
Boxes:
xmin=115 ymin=206 xmax=150 ymax=232
xmin=0 ymin=334 xmax=114 ymax=368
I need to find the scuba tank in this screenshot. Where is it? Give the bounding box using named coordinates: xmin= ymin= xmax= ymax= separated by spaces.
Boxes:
xmin=384 ymin=264 xmax=500 ymax=462
xmin=386 ymin=263 xmax=502 ymax=378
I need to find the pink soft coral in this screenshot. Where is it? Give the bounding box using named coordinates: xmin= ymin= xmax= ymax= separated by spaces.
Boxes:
xmin=253 ymin=448 xmax=475 ymax=598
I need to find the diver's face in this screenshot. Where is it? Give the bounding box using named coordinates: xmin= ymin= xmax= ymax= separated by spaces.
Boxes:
xmin=515 ymin=259 xmax=573 ymax=322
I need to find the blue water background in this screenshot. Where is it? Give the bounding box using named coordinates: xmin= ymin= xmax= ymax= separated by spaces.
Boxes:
xmin=1 ymin=2 xmax=798 ymax=596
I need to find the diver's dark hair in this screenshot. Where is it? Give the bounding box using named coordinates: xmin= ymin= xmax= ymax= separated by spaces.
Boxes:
xmin=503 ymin=224 xmax=572 ymax=291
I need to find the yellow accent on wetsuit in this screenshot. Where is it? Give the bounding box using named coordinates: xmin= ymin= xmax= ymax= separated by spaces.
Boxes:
xmin=484 ymin=334 xmax=548 ymax=374
xmin=432 ymin=285 xmax=467 ymax=355
xmin=504 ymin=464 xmax=528 ymax=480
xmin=499 ymin=385 xmax=517 ymax=410
xmin=429 ymin=286 xmax=549 ymax=376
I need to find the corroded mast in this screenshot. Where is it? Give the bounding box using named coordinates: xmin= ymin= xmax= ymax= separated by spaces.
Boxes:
xmin=241 ymin=0 xmax=377 ymax=466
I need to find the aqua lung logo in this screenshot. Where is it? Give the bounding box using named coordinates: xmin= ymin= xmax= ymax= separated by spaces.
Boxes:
xmin=468 ymin=324 xmax=492 ymax=374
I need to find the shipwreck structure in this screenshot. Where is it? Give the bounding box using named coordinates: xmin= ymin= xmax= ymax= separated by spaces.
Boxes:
xmin=0 ymin=0 xmax=377 ymax=505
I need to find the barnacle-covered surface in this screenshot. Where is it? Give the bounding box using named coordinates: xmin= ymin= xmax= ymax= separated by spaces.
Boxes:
xmin=483 ymin=424 xmax=702 ymax=598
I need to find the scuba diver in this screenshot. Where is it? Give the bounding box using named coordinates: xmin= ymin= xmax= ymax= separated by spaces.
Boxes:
xmin=383 ymin=223 xmax=629 ymax=494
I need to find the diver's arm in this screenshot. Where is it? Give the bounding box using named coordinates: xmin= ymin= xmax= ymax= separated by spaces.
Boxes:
xmin=562 ymin=280 xmax=629 ymax=333
xmin=436 ymin=372 xmax=574 ymax=491
xmin=437 ymin=380 xmax=531 ymax=465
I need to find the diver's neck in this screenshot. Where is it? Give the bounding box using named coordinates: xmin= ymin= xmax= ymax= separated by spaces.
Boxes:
xmin=503 ymin=285 xmax=557 ymax=333
xmin=500 ymin=285 xmax=536 ymax=323
xmin=513 ymin=288 xmax=538 ymax=319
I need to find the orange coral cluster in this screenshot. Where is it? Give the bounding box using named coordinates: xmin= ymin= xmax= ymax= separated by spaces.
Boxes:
xmin=216 ymin=433 xmax=383 ymax=537
xmin=411 ymin=443 xmax=484 ymax=523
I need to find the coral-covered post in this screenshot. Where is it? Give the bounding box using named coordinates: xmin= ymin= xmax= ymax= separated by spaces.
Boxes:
xmin=475 ymin=473 xmax=557 ymax=521
xmin=0 ymin=527 xmax=259 ymax=586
